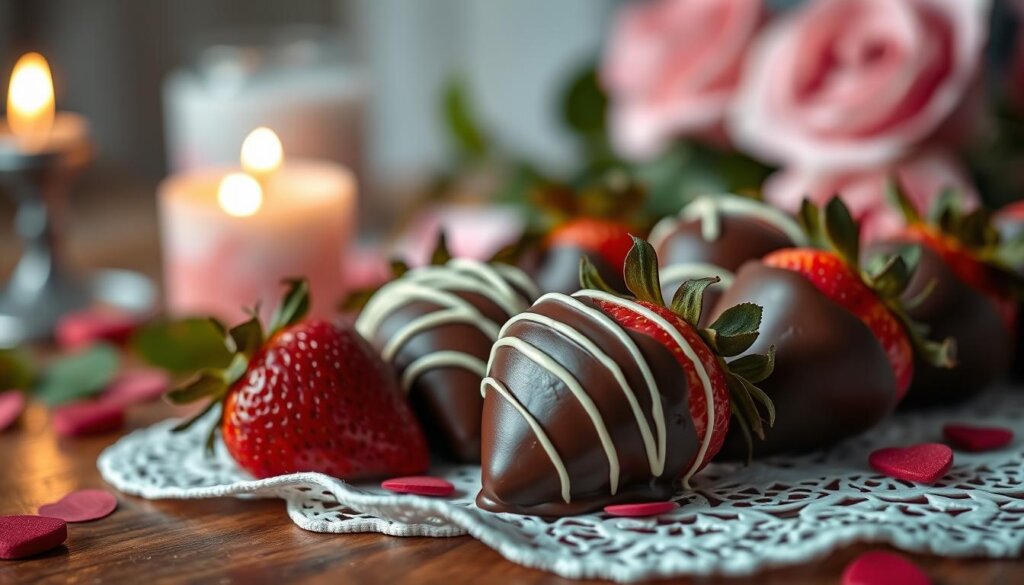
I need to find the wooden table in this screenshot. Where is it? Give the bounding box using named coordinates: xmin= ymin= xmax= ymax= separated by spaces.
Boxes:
xmin=2 ymin=187 xmax=1023 ymax=584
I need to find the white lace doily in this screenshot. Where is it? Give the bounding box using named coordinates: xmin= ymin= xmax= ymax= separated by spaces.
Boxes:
xmin=99 ymin=388 xmax=1024 ymax=582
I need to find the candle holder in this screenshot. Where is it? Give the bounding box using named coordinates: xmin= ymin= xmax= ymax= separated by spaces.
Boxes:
xmin=0 ymin=140 xmax=156 ymax=346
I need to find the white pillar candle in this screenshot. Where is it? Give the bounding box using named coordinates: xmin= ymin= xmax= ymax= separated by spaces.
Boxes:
xmin=158 ymin=128 xmax=355 ymax=323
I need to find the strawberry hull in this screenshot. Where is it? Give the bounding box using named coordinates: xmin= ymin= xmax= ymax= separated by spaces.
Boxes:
xmin=709 ymin=262 xmax=899 ymax=458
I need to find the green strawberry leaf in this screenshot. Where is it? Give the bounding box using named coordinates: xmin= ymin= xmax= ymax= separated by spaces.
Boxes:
xmin=623 ymin=235 xmax=665 ymax=305
xmin=823 ymin=196 xmax=861 ymax=266
xmin=798 ymin=198 xmax=824 ymax=247
xmin=728 ymin=347 xmax=775 ymax=384
xmin=166 ymin=372 xmax=226 ymax=406
xmin=579 ymin=256 xmax=619 ymax=294
xmin=708 ymin=302 xmax=762 ymax=338
xmin=268 ymin=278 xmax=310 ymax=336
xmin=132 ymin=318 xmax=233 ymax=374
xmin=229 ymin=316 xmax=264 ymax=359
xmin=670 ymin=276 xmax=720 ymax=327
xmin=885 ymin=178 xmax=922 ymax=225
xmin=442 ymin=76 xmax=490 ymax=160
xmin=867 ymin=251 xmax=913 ymax=299
xmin=430 ymin=231 xmax=452 ymax=266
xmin=35 ymin=343 xmax=119 ymax=406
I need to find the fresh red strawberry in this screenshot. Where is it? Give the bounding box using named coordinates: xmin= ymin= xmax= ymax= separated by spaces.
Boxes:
xmin=763 ymin=248 xmax=915 ymax=396
xmin=546 ymin=218 xmax=634 ymax=272
xmin=168 ymin=280 xmax=429 ymax=480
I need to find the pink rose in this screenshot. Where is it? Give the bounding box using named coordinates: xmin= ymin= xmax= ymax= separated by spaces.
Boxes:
xmin=763 ymin=150 xmax=979 ymax=242
xmin=730 ymin=0 xmax=989 ymax=171
xmin=602 ymin=0 xmax=765 ymax=160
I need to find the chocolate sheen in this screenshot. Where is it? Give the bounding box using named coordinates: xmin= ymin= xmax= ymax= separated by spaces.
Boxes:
xmin=655 ymin=214 xmax=797 ymax=273
xmin=527 ymin=245 xmax=627 ymax=296
xmin=477 ymin=295 xmax=699 ymax=516
xmin=868 ymin=241 xmax=1012 ymax=406
xmin=708 ymin=262 xmax=899 ymax=458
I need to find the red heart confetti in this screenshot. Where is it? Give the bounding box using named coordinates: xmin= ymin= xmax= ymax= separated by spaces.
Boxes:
xmin=52 ymin=401 xmax=125 ymax=437
xmin=381 ymin=476 xmax=455 ymax=497
xmin=55 ymin=309 xmax=140 ymax=350
xmin=604 ymin=501 xmax=679 ymax=518
xmin=943 ymin=423 xmax=1013 ymax=452
xmin=0 ymin=390 xmax=25 ymax=432
xmin=842 ymin=550 xmax=931 ymax=585
xmin=868 ymin=443 xmax=953 ymax=484
xmin=101 ymin=369 xmax=171 ymax=407
xmin=0 ymin=515 xmax=68 ymax=560
xmin=38 ymin=489 xmax=118 ymax=523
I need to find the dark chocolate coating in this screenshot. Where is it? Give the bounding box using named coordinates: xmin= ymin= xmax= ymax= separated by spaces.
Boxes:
xmin=868 ymin=241 xmax=1012 ymax=406
xmin=708 ymin=263 xmax=899 ymax=458
xmin=478 ymin=296 xmax=699 ymax=516
xmin=527 ymin=245 xmax=627 ymax=296
xmin=655 ymin=214 xmax=796 ymax=273
xmin=368 ymin=289 xmax=527 ymax=462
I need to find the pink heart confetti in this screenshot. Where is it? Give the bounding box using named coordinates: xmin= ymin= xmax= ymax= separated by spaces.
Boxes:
xmin=38 ymin=489 xmax=118 ymax=523
xmin=55 ymin=309 xmax=140 ymax=350
xmin=0 ymin=390 xmax=25 ymax=432
xmin=943 ymin=423 xmax=1013 ymax=452
xmin=381 ymin=476 xmax=455 ymax=497
xmin=102 ymin=369 xmax=171 ymax=407
xmin=868 ymin=443 xmax=953 ymax=484
xmin=842 ymin=550 xmax=931 ymax=585
xmin=0 ymin=515 xmax=67 ymax=560
xmin=52 ymin=401 xmax=125 ymax=437
xmin=604 ymin=501 xmax=679 ymax=518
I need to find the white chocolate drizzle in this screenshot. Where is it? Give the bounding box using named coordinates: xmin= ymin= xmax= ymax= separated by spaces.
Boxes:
xmin=659 ymin=262 xmax=736 ymax=290
xmin=648 ymin=193 xmax=809 ymax=250
xmin=356 ymin=259 xmax=535 ymax=393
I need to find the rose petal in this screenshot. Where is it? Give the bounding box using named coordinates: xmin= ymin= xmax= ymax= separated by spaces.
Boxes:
xmin=51 ymin=401 xmax=125 ymax=437
xmin=381 ymin=476 xmax=455 ymax=497
xmin=38 ymin=489 xmax=118 ymax=523
xmin=101 ymin=369 xmax=171 ymax=407
xmin=842 ymin=550 xmax=931 ymax=585
xmin=868 ymin=443 xmax=953 ymax=484
xmin=943 ymin=424 xmax=1013 ymax=452
xmin=0 ymin=515 xmax=67 ymax=560
xmin=604 ymin=501 xmax=679 ymax=518
xmin=0 ymin=390 xmax=25 ymax=432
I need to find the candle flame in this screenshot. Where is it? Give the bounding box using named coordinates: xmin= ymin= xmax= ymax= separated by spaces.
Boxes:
xmin=7 ymin=52 xmax=55 ymax=150
xmin=218 ymin=172 xmax=263 ymax=217
xmin=240 ymin=127 xmax=283 ymax=176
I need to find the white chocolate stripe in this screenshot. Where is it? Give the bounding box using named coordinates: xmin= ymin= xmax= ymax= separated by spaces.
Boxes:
xmin=401 ymin=351 xmax=486 ymax=392
xmin=660 ymin=263 xmax=735 ymax=288
xmin=499 ymin=311 xmax=664 ymax=476
xmin=381 ymin=308 xmax=500 ymax=362
xmin=357 ymin=281 xmax=479 ymax=338
xmin=574 ymin=290 xmax=715 ymax=487
xmin=488 ymin=337 xmax=621 ymax=495
xmin=481 ymin=377 xmax=572 ymax=503
xmin=679 ymin=194 xmax=809 ymax=246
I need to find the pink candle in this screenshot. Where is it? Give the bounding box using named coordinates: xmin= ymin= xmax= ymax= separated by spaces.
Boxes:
xmin=158 ymin=128 xmax=355 ymax=323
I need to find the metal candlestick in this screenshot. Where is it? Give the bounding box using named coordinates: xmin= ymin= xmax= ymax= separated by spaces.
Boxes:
xmin=0 ymin=137 xmax=156 ymax=346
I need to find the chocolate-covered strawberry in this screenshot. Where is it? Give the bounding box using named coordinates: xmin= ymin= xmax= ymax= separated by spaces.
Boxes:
xmin=648 ymin=194 xmax=808 ymax=317
xmin=168 ymin=280 xmax=430 ymax=480
xmin=994 ymin=201 xmax=1024 ymax=380
xmin=355 ymin=248 xmax=538 ymax=462
xmin=477 ymin=237 xmax=774 ymax=516
xmin=866 ymin=185 xmax=1022 ymax=406
xmin=708 ymin=197 xmax=955 ymax=458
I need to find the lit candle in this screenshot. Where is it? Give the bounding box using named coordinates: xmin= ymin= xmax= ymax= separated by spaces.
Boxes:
xmin=0 ymin=52 xmax=90 ymax=159
xmin=158 ymin=127 xmax=355 ymax=322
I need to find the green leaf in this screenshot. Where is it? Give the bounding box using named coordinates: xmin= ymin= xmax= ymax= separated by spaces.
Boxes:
xmin=229 ymin=316 xmax=264 ymax=359
xmin=929 ymin=186 xmax=961 ymax=226
xmin=738 ymin=374 xmax=776 ymax=427
xmin=165 ymin=372 xmax=226 ymax=406
xmin=726 ymin=374 xmax=765 ymax=440
xmin=623 ymin=236 xmax=665 ymax=305
xmin=670 ymin=277 xmax=720 ymax=327
xmin=885 ymin=177 xmax=922 ymax=225
xmin=579 ymin=256 xmax=619 ymax=294
xmin=390 ymin=259 xmax=410 ymax=278
xmin=798 ymin=198 xmax=824 ymax=247
xmin=867 ymin=253 xmax=912 ymax=299
xmin=708 ymin=302 xmax=762 ymax=338
xmin=269 ymin=279 xmax=310 ymax=336
xmin=704 ymin=329 xmax=759 ymax=357
xmin=430 ymin=231 xmax=452 ymax=266
xmin=0 ymin=349 xmax=35 ymax=391
xmin=35 ymin=343 xmax=120 ymax=406
xmin=442 ymin=76 xmax=489 ymax=160
xmin=560 ymin=62 xmax=607 ymax=141
xmin=823 ymin=196 xmax=861 ymax=266
xmin=132 ymin=318 xmax=233 ymax=375
xmin=728 ymin=347 xmax=775 ymax=384
xmin=338 ymin=287 xmax=378 ymax=313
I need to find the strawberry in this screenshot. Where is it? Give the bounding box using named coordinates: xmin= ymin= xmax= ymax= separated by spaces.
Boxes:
xmin=546 ymin=217 xmax=635 ymax=273
xmin=168 ymin=280 xmax=430 ymax=480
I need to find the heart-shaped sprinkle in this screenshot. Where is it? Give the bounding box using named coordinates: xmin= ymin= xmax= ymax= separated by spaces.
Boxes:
xmin=604 ymin=501 xmax=679 ymax=517
xmin=842 ymin=550 xmax=931 ymax=585
xmin=0 ymin=390 xmax=25 ymax=432
xmin=869 ymin=443 xmax=953 ymax=484
xmin=381 ymin=476 xmax=455 ymax=497
xmin=0 ymin=515 xmax=68 ymax=559
xmin=102 ymin=369 xmax=171 ymax=407
xmin=38 ymin=489 xmax=118 ymax=523
xmin=55 ymin=309 xmax=140 ymax=350
xmin=943 ymin=423 xmax=1013 ymax=452
xmin=52 ymin=401 xmax=125 ymax=437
